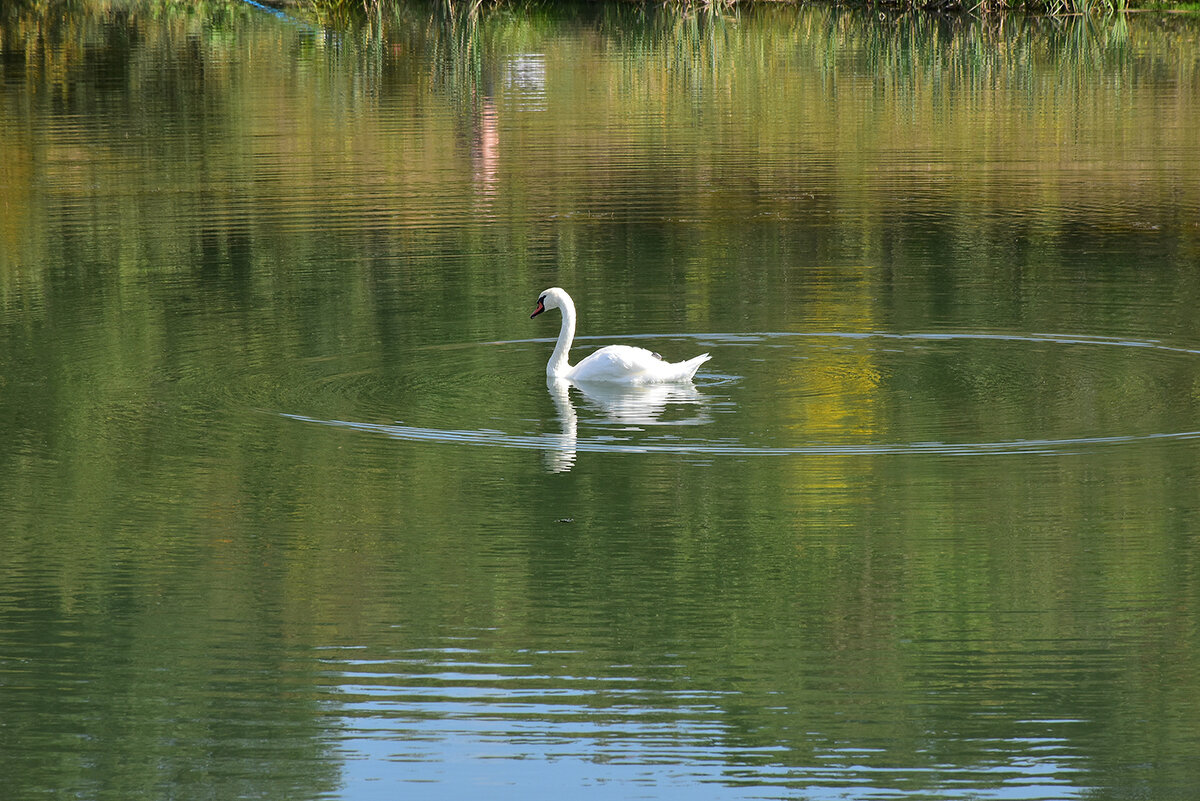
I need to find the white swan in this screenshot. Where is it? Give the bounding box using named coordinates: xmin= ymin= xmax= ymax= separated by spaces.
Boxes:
xmin=531 ymin=287 xmax=711 ymax=383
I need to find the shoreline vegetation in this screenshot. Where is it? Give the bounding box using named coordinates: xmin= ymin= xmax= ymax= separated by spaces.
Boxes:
xmin=249 ymin=0 xmax=1200 ymax=16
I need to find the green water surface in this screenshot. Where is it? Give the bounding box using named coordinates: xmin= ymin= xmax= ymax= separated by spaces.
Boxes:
xmin=2 ymin=2 xmax=1200 ymax=799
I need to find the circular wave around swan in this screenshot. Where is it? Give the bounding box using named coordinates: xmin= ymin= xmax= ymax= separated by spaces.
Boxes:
xmin=280 ymin=332 xmax=1200 ymax=458
xmin=280 ymin=414 xmax=1200 ymax=456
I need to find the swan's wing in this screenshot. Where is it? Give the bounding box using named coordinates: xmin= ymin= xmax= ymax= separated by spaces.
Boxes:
xmin=570 ymin=345 xmax=660 ymax=381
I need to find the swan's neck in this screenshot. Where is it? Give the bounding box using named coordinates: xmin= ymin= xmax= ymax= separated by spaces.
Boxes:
xmin=548 ymin=296 xmax=576 ymax=378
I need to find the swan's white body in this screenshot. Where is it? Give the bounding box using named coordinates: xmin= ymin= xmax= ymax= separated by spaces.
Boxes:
xmin=531 ymin=287 xmax=710 ymax=384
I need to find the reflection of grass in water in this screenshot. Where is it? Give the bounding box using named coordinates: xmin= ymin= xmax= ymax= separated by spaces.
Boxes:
xmin=294 ymin=0 xmax=1192 ymax=17
xmin=307 ymin=0 xmax=379 ymax=26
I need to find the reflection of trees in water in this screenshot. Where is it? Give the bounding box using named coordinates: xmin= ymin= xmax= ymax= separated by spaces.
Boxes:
xmin=3 ymin=4 xmax=1195 ymax=257
xmin=3 ymin=1 xmax=1197 ymax=341
xmin=0 ymin=583 xmax=345 ymax=800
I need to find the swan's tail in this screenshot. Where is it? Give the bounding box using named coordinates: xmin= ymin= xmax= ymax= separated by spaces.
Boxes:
xmin=673 ymin=353 xmax=711 ymax=381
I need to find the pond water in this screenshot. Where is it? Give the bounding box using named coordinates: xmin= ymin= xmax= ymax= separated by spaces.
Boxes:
xmin=3 ymin=2 xmax=1200 ymax=799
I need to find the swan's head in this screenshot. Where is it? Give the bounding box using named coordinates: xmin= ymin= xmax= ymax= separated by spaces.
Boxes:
xmin=531 ymin=287 xmax=570 ymax=319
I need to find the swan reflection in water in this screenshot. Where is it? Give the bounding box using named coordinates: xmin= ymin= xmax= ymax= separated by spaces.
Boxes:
xmin=544 ymin=377 xmax=712 ymax=473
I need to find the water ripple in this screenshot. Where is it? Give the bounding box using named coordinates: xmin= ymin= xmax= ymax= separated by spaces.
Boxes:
xmin=282 ymin=331 xmax=1200 ymax=459
xmin=283 ymin=413 xmax=1200 ymax=457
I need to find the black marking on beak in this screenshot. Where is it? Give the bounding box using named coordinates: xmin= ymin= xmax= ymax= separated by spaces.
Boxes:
xmin=530 ymin=296 xmax=546 ymax=318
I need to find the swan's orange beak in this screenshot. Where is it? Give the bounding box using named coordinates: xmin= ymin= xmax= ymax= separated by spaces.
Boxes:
xmin=530 ymin=300 xmax=545 ymax=318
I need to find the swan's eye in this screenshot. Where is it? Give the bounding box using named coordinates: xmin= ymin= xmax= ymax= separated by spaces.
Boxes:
xmin=538 ymin=295 xmax=546 ymax=305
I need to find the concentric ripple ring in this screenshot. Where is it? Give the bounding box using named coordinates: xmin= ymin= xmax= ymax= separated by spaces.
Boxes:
xmin=282 ymin=332 xmax=1200 ymax=457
